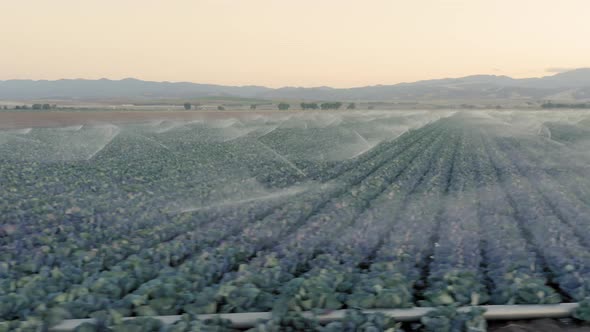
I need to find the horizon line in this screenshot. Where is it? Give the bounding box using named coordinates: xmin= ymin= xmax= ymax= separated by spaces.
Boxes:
xmin=1 ymin=68 xmax=589 ymax=90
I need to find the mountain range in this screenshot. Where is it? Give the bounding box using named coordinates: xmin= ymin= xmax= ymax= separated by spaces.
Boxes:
xmin=2 ymin=69 xmax=590 ymax=102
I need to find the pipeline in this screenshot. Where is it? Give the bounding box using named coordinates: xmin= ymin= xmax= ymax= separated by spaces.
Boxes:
xmin=50 ymin=303 xmax=580 ymax=331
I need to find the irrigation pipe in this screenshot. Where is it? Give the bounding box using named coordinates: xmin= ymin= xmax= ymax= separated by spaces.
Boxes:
xmin=50 ymin=303 xmax=580 ymax=331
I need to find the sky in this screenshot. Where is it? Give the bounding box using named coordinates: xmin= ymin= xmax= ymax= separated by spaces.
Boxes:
xmin=1 ymin=0 xmax=589 ymax=88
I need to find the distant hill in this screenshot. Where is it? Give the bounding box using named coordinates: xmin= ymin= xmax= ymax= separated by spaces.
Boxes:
xmin=2 ymin=69 xmax=590 ymax=102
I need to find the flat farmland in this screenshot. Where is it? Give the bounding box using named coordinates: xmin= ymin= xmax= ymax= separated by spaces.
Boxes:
xmin=2 ymin=110 xmax=590 ymax=331
xmin=0 ymin=110 xmax=295 ymax=130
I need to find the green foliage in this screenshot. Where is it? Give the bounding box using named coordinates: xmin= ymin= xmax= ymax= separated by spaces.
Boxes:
xmin=347 ymin=272 xmax=413 ymax=309
xmin=491 ymin=272 xmax=561 ymax=304
xmin=274 ymin=268 xmax=348 ymax=313
xmin=320 ymin=102 xmax=342 ymax=110
xmin=28 ymin=103 xmax=52 ymax=110
xmin=422 ymin=271 xmax=489 ymax=306
xmin=301 ymin=102 xmax=319 ymax=110
xmin=184 ymin=103 xmax=192 ymax=110
xmin=542 ymin=102 xmax=590 ymax=109
xmin=247 ymin=312 xmax=320 ymax=332
xmin=68 ymin=315 xmax=237 ymax=332
xmin=541 ymin=122 xmax=590 ymax=144
xmin=3 ymin=111 xmax=590 ymax=328
xmin=164 ymin=316 xmax=237 ymax=332
xmin=278 ymin=102 xmax=290 ymax=110
xmin=321 ymin=310 xmax=401 ymax=332
xmin=573 ymin=298 xmax=590 ymax=321
xmin=421 ymin=307 xmax=486 ymax=332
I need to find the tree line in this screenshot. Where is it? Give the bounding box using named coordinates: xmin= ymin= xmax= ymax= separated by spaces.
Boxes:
xmin=300 ymin=102 xmax=355 ymax=110
xmin=282 ymin=102 xmax=355 ymax=110
xmin=541 ymin=102 xmax=590 ymax=109
xmin=182 ymin=101 xmax=356 ymax=111
xmin=4 ymin=104 xmax=57 ymax=110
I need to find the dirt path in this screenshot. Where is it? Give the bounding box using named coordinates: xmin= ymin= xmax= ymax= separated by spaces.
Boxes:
xmin=0 ymin=110 xmax=297 ymax=129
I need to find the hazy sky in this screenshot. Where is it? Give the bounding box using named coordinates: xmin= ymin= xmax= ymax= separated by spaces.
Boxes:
xmin=1 ymin=0 xmax=589 ymax=88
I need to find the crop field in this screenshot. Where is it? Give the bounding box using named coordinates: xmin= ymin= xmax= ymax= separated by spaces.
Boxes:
xmin=2 ymin=110 xmax=590 ymax=330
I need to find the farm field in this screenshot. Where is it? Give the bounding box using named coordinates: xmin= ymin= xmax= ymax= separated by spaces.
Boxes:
xmin=0 ymin=110 xmax=291 ymax=130
xmin=2 ymin=110 xmax=590 ymax=331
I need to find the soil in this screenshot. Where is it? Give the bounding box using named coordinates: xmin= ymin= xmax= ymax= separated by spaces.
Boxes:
xmin=0 ymin=110 xmax=295 ymax=129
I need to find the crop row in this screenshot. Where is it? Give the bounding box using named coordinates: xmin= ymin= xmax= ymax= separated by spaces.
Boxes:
xmin=3 ymin=112 xmax=590 ymax=328
xmin=0 ymin=117 xmax=445 ymax=320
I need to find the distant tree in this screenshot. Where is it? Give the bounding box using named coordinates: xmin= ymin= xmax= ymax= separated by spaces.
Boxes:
xmin=51 ymin=104 xmax=57 ymax=109
xmin=2 ymin=106 xmax=6 ymax=110
xmin=301 ymin=102 xmax=319 ymax=110
xmin=320 ymin=102 xmax=342 ymax=110
xmin=460 ymin=104 xmax=476 ymax=109
xmin=541 ymin=101 xmax=590 ymax=109
xmin=183 ymin=102 xmax=192 ymax=110
xmin=250 ymin=104 xmax=257 ymax=110
xmin=368 ymin=105 xmax=375 ymax=110
xmin=278 ymin=102 xmax=290 ymax=110
xmin=42 ymin=104 xmax=51 ymax=110
xmin=32 ymin=104 xmax=43 ymax=110
xmin=346 ymin=102 xmax=356 ymax=110
xmin=22 ymin=105 xmax=29 ymax=109
xmin=218 ymin=105 xmax=225 ymax=111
